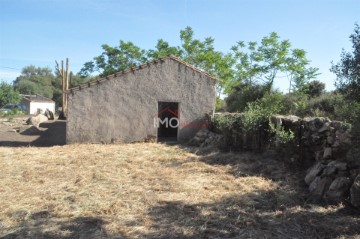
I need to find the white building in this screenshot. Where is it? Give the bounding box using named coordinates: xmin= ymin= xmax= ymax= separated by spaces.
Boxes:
xmin=19 ymin=95 xmax=55 ymax=115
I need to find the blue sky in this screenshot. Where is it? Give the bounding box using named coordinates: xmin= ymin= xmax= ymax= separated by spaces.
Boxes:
xmin=0 ymin=0 xmax=359 ymax=91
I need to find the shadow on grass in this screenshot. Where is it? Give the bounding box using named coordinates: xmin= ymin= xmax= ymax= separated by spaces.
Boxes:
xmin=143 ymin=193 xmax=360 ymax=239
xmin=0 ymin=211 xmax=126 ymax=239
xmin=154 ymin=146 xmax=360 ymax=238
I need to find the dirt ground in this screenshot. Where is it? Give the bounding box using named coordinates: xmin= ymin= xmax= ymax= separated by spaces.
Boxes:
xmin=0 ymin=116 xmax=66 ymax=147
xmin=0 ymin=139 xmax=359 ymax=238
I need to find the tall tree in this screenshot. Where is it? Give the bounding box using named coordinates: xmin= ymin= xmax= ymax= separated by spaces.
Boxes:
xmin=230 ymin=32 xmax=318 ymax=94
xmin=147 ymin=39 xmax=182 ymax=59
xmin=79 ymin=27 xmax=234 ymax=93
xmin=178 ymin=27 xmax=234 ymax=91
xmin=79 ymin=41 xmax=147 ymax=77
xmin=305 ymin=80 xmax=326 ymax=98
xmin=0 ymin=81 xmax=21 ymax=107
xmin=331 ymin=23 xmax=360 ymax=102
xmin=14 ymin=66 xmax=55 ymax=99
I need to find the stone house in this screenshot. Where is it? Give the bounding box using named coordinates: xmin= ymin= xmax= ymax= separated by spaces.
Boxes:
xmin=66 ymin=56 xmax=217 ymax=143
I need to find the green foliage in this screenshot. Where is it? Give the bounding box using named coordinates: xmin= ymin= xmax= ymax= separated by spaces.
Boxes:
xmin=337 ymin=102 xmax=360 ymax=123
xmin=147 ymin=39 xmax=182 ymax=59
xmin=242 ymin=92 xmax=283 ymax=132
xmin=279 ymin=92 xmax=348 ymax=120
xmin=215 ymin=97 xmax=226 ymax=112
xmin=78 ymin=27 xmax=319 ymax=98
xmin=212 ymin=93 xmax=290 ymax=150
xmin=87 ymin=41 xmax=147 ymax=77
xmin=305 ymin=80 xmax=325 ymax=98
xmin=230 ymin=32 xmax=319 ymax=94
xmin=0 ymin=109 xmax=25 ymax=119
xmin=226 ymin=83 xmax=268 ymax=112
xmin=274 ymin=90 xmax=360 ymax=123
xmin=213 ymin=113 xmax=243 ymax=133
xmin=331 ymin=23 xmax=360 ymax=102
xmin=269 ymin=121 xmax=295 ymax=144
xmin=79 ymin=26 xmax=233 ymax=93
xmin=13 ymin=66 xmax=55 ymax=99
xmin=0 ymin=81 xmax=21 ymax=107
xmin=70 ymin=73 xmax=98 ymax=88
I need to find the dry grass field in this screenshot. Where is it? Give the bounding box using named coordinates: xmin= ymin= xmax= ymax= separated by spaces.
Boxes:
xmin=0 ymin=143 xmax=359 ymax=239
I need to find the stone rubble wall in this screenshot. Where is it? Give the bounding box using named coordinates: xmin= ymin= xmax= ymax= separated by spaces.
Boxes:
xmin=274 ymin=115 xmax=359 ymax=206
xmin=193 ymin=113 xmax=360 ymax=207
xmin=188 ymin=129 xmax=223 ymax=147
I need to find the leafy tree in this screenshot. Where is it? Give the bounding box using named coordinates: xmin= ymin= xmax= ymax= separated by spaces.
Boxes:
xmin=331 ymin=23 xmax=360 ymax=102
xmin=331 ymin=23 xmax=360 ymax=165
xmin=79 ymin=27 xmax=234 ymax=93
xmin=78 ymin=27 xmax=317 ymax=98
xmin=14 ymin=66 xmax=55 ymax=99
xmin=147 ymin=39 xmax=182 ymax=59
xmin=230 ymin=32 xmax=318 ymax=94
xmin=305 ymin=80 xmax=325 ymax=97
xmin=0 ymin=81 xmax=21 ymax=107
xmin=177 ymin=27 xmax=234 ymax=93
xmin=286 ymin=49 xmax=319 ymax=94
xmin=68 ymin=72 xmax=98 ymax=88
xmin=79 ymin=41 xmax=147 ymax=77
xmin=226 ymin=82 xmax=268 ymax=112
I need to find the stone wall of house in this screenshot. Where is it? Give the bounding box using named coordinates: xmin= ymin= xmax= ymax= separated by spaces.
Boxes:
xmin=66 ymin=57 xmax=216 ymax=144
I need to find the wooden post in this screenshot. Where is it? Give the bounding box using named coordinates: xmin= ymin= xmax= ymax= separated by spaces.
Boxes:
xmin=56 ymin=58 xmax=70 ymax=117
xmin=64 ymin=58 xmax=69 ymax=115
xmin=61 ymin=60 xmax=65 ymax=114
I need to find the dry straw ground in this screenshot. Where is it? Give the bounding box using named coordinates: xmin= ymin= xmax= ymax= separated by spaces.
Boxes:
xmin=0 ymin=143 xmax=359 ymax=238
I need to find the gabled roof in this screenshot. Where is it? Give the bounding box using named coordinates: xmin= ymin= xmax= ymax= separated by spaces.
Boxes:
xmin=21 ymin=94 xmax=54 ymax=103
xmin=67 ymin=56 xmax=219 ymax=93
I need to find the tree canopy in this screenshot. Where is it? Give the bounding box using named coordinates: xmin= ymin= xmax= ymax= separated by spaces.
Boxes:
xmin=78 ymin=27 xmax=234 ymax=92
xmin=0 ymin=81 xmax=21 ymax=107
xmin=5 ymin=26 xmax=321 ymax=113
xmin=79 ymin=27 xmax=318 ymax=96
xmin=229 ymin=32 xmax=319 ymax=94
xmin=13 ymin=66 xmax=56 ymax=99
xmin=331 ymin=23 xmax=360 ymax=102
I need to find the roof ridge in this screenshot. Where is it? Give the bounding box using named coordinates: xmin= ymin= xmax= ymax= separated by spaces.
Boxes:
xmin=66 ymin=56 xmax=219 ymax=93
xmin=22 ymin=94 xmax=54 ymax=102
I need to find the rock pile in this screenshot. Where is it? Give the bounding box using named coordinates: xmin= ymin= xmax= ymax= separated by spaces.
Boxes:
xmin=301 ymin=117 xmax=352 ymax=162
xmin=305 ymin=160 xmax=359 ymax=203
xmin=188 ymin=129 xmax=223 ymax=147
xmin=301 ymin=117 xmax=360 ymax=206
xmin=26 ymin=114 xmax=48 ymax=128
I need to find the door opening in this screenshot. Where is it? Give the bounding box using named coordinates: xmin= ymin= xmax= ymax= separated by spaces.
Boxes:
xmin=157 ymin=102 xmax=179 ymax=142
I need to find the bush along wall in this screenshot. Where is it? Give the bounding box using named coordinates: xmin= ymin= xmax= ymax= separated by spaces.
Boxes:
xmin=211 ymin=113 xmax=272 ymax=151
xmin=210 ymin=113 xmax=360 ymax=207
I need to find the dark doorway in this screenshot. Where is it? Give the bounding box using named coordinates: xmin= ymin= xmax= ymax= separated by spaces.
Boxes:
xmin=157 ymin=102 xmax=179 ymax=142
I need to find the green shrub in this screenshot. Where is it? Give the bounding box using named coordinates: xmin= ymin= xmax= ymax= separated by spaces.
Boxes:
xmin=0 ymin=109 xmax=26 ymax=118
xmin=215 ymin=97 xmax=227 ymax=112
xmin=213 ymin=92 xmax=292 ymax=150
xmin=226 ymin=83 xmax=268 ymax=112
xmin=242 ymin=92 xmax=283 ymax=131
xmin=269 ymin=121 xmax=295 ymax=144
xmin=279 ymin=92 xmax=349 ymax=120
